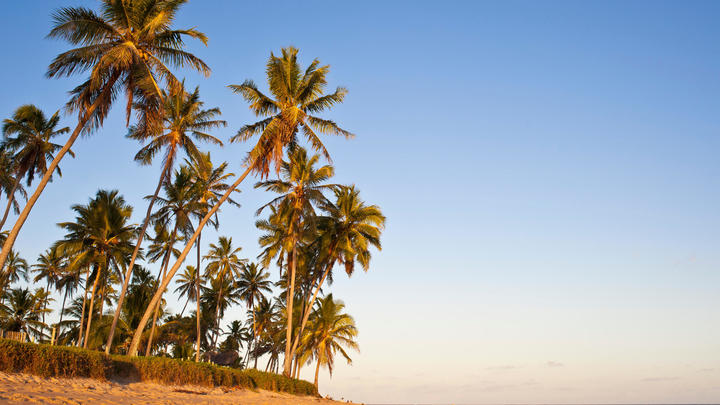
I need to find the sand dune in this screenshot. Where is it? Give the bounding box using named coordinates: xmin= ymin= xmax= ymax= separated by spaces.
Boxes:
xmin=0 ymin=371 xmax=354 ymax=405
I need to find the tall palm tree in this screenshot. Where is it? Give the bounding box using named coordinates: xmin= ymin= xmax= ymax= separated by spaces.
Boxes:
xmin=289 ymin=185 xmax=384 ymax=358
xmin=302 ymin=294 xmax=358 ymax=390
xmin=129 ymin=47 xmax=351 ymax=357
xmin=0 ymin=0 xmax=210 ymax=283
xmin=236 ymin=262 xmax=272 ymax=367
xmin=55 ymin=263 xmax=81 ymax=337
xmin=228 ymin=46 xmax=352 ymax=177
xmin=143 ymin=221 xmax=180 ymax=356
xmin=141 ymin=169 xmax=198 ymax=355
xmin=255 ymin=146 xmax=335 ymax=375
xmin=203 ymin=236 xmax=245 ymax=349
xmin=56 ymin=190 xmax=135 ymax=349
xmin=107 ymin=84 xmax=225 ymax=353
xmin=201 ymin=275 xmax=241 ymax=349
xmin=174 ymin=265 xmax=199 ymax=317
xmin=0 ymin=105 xmax=70 ymax=231
xmin=32 ymin=247 xmax=65 ymax=327
xmin=186 ymin=152 xmax=238 ymax=361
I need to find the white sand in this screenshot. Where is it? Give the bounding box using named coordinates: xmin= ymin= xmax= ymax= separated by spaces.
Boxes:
xmin=0 ymin=371 xmax=354 ymax=404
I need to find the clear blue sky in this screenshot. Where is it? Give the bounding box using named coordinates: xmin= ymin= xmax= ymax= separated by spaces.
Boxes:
xmin=1 ymin=1 xmax=719 ymax=403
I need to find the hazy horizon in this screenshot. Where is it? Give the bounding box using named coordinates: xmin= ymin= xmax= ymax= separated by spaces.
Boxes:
xmin=0 ymin=0 xmax=718 ymax=404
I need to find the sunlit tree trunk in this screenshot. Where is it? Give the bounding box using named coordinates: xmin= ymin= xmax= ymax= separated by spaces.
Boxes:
xmin=77 ymin=266 xmax=91 ymax=347
xmin=128 ymin=166 xmax=253 ymax=356
xmin=283 ymin=246 xmax=298 ymax=376
xmin=145 ymin=225 xmax=176 ymax=356
xmin=0 ymin=77 xmax=117 ymax=276
xmin=106 ymin=159 xmax=172 ymax=354
xmin=58 ymin=285 xmax=69 ymax=337
xmin=0 ymin=176 xmax=22 ymax=231
xmin=83 ymin=264 xmax=102 ymax=349
xmin=195 ymin=232 xmax=202 ymax=362
xmin=314 ymin=360 xmax=320 ymax=389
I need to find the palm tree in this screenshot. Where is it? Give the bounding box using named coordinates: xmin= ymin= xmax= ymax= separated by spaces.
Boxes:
xmin=236 ymin=262 xmax=272 ymax=368
xmin=32 ymin=247 xmax=65 ymax=327
xmin=186 ymin=152 xmax=238 ymax=361
xmin=107 ymin=85 xmax=225 ymax=353
xmin=0 ymin=287 xmax=49 ymax=341
xmin=255 ymin=146 xmax=335 ymax=375
xmin=174 ymin=265 xmax=199 ymax=317
xmin=289 ymin=185 xmax=384 ymax=359
xmin=104 ymin=266 xmax=156 ymax=353
xmin=56 ymin=190 xmax=135 ymax=348
xmin=0 ymin=105 xmax=70 ymax=231
xmin=220 ymin=320 xmax=249 ymax=357
xmin=0 ymin=0 xmax=210 ymax=284
xmin=302 ymin=294 xmax=358 ymax=390
xmin=129 ymin=47 xmax=352 ymax=357
xmin=143 ymin=222 xmax=180 ymax=356
xmin=228 ymin=46 xmax=352 ymax=177
xmin=203 ymin=236 xmax=245 ymax=349
xmin=0 ymin=149 xmax=27 ymax=223
xmin=142 ymin=169 xmax=199 ymax=355
xmin=0 ymin=250 xmax=29 ymax=294
xmin=55 ymin=263 xmax=81 ymax=337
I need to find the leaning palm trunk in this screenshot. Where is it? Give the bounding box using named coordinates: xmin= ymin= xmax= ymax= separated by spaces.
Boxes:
xmin=212 ymin=284 xmax=224 ymax=349
xmin=145 ymin=247 xmax=172 ymax=356
xmin=195 ymin=232 xmax=202 ymax=361
xmin=289 ymin=257 xmax=336 ymax=361
xmin=58 ymin=285 xmax=69 ymax=338
xmin=145 ymin=225 xmax=176 ymax=356
xmin=106 ymin=158 xmax=172 ymax=354
xmin=314 ymin=359 xmax=321 ymax=389
xmin=83 ymin=266 xmax=102 ymax=349
xmin=0 ymin=175 xmax=22 ymax=231
xmin=0 ymin=78 xmax=116 ymax=276
xmin=77 ymin=266 xmax=90 ymax=347
xmin=42 ymin=279 xmax=50 ymax=326
xmin=283 ymin=246 xmax=298 ymax=376
xmin=128 ymin=165 xmax=253 ymax=356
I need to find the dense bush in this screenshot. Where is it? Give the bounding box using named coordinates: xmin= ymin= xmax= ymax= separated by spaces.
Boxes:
xmin=0 ymin=339 xmax=317 ymax=396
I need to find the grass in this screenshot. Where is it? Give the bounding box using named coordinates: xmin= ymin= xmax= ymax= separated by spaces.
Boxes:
xmin=0 ymin=338 xmax=317 ymax=396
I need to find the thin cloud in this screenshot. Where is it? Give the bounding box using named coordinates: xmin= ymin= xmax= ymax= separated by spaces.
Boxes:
xmin=486 ymin=365 xmax=519 ymax=371
xmin=546 ymin=361 xmax=564 ymax=368
xmin=642 ymin=377 xmax=680 ymax=382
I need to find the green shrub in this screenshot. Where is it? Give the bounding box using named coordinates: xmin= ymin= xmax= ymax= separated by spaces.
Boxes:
xmin=0 ymin=339 xmax=317 ymax=396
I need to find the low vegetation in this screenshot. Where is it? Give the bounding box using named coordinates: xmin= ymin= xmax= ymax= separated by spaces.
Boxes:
xmin=0 ymin=338 xmax=317 ymax=396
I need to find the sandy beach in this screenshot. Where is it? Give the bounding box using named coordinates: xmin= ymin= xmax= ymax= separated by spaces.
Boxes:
xmin=0 ymin=372 xmax=353 ymax=405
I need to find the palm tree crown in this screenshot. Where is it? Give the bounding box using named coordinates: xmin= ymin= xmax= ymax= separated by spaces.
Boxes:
xmin=229 ymin=47 xmax=352 ymax=177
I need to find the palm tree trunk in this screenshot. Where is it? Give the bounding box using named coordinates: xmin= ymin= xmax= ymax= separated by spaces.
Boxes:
xmin=195 ymin=231 xmax=202 ymax=362
xmin=128 ymin=165 xmax=253 ymax=357
xmin=314 ymin=359 xmax=321 ymax=389
xmin=251 ymin=301 xmax=257 ymax=368
xmin=0 ymin=175 xmax=22 ymax=231
xmin=106 ymin=158 xmax=172 ymax=354
xmin=283 ymin=246 xmax=298 ymax=376
xmin=0 ymin=76 xmax=118 ymax=276
xmin=179 ymin=298 xmax=189 ymax=317
xmin=212 ymin=284 xmax=223 ymax=349
xmin=58 ymin=285 xmax=69 ymax=338
xmin=77 ymin=266 xmax=90 ymax=347
xmin=83 ymin=266 xmax=102 ymax=349
xmin=145 ymin=225 xmax=176 ymax=356
xmin=289 ymin=259 xmax=335 ymax=361
xmin=42 ymin=279 xmax=50 ymax=326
